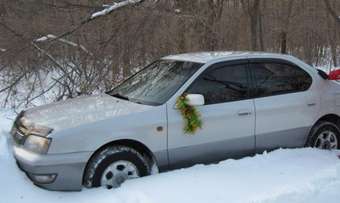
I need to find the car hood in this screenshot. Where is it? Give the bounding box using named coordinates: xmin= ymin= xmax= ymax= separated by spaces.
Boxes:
xmin=23 ymin=94 xmax=152 ymax=131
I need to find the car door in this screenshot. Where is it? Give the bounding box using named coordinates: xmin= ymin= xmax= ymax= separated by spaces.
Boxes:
xmin=250 ymin=59 xmax=319 ymax=152
xmin=167 ymin=60 xmax=256 ymax=169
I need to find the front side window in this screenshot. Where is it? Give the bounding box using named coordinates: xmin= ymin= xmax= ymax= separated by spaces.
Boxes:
xmin=186 ymin=63 xmax=250 ymax=105
xmin=108 ymin=60 xmax=203 ymax=106
xmin=251 ymin=62 xmax=312 ymax=97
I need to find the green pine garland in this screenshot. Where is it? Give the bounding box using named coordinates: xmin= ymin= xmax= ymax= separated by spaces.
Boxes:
xmin=176 ymin=94 xmax=203 ymax=134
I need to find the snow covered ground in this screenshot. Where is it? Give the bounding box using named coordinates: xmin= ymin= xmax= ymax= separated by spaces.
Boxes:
xmin=1 ymin=109 xmax=340 ymax=203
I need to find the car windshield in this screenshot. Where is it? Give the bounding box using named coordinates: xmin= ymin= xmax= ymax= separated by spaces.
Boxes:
xmin=107 ymin=60 xmax=203 ymax=106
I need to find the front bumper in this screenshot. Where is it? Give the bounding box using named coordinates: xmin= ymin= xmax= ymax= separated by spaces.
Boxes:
xmin=13 ymin=145 xmax=92 ymax=191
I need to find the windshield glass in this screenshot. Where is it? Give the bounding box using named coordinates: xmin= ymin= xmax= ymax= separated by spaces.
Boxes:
xmin=108 ymin=60 xmax=203 ymax=106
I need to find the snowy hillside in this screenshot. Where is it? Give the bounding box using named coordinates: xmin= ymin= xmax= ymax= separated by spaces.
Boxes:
xmin=1 ymin=109 xmax=340 ymax=203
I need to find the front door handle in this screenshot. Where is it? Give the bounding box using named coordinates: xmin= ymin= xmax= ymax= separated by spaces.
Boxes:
xmin=307 ymin=103 xmax=316 ymax=107
xmin=237 ymin=110 xmax=252 ymax=116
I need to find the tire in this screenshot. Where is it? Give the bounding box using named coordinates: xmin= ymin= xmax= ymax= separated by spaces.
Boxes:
xmin=306 ymin=121 xmax=340 ymax=150
xmin=83 ymin=146 xmax=150 ymax=189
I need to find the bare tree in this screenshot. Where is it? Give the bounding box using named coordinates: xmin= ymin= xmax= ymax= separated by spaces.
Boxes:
xmin=323 ymin=0 xmax=340 ymax=26
xmin=242 ymin=0 xmax=261 ymax=51
xmin=0 ymin=0 xmax=340 ymax=108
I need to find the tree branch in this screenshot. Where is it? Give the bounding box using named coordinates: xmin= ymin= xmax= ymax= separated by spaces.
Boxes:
xmin=35 ymin=34 xmax=93 ymax=56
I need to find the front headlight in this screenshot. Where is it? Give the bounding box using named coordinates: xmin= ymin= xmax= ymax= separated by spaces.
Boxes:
xmin=19 ymin=117 xmax=53 ymax=137
xmin=24 ymin=135 xmax=51 ymax=154
xmin=29 ymin=125 xmax=53 ymax=137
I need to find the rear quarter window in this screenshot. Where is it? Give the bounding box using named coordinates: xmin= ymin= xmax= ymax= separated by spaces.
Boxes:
xmin=251 ymin=62 xmax=312 ymax=97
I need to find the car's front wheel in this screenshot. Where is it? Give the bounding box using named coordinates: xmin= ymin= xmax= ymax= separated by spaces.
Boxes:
xmin=83 ymin=146 xmax=150 ymax=189
xmin=307 ymin=121 xmax=340 ymax=150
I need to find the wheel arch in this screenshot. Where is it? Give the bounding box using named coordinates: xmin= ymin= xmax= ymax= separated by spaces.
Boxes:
xmin=82 ymin=139 xmax=158 ymax=185
xmin=306 ymin=114 xmax=340 ymax=146
xmin=314 ymin=114 xmax=340 ymax=126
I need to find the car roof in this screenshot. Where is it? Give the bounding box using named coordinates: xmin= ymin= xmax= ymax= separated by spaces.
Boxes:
xmin=162 ymin=51 xmax=292 ymax=64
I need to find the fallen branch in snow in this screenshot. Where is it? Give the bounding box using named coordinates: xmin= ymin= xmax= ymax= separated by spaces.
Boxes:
xmin=90 ymin=0 xmax=143 ymax=19
xmin=35 ymin=34 xmax=93 ymax=56
xmin=0 ymin=0 xmax=149 ymax=108
xmin=1 ymin=0 xmax=145 ymax=59
xmin=49 ymin=0 xmax=144 ymax=43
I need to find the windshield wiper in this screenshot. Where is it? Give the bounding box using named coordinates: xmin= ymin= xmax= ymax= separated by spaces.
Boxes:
xmin=111 ymin=93 xmax=129 ymax=101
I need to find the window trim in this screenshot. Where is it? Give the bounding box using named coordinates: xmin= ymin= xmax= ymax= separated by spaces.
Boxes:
xmin=248 ymin=58 xmax=313 ymax=99
xmin=185 ymin=60 xmax=252 ymax=106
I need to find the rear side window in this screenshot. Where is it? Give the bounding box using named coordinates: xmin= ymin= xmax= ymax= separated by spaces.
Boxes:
xmin=186 ymin=63 xmax=249 ymax=105
xmin=251 ymin=62 xmax=312 ymax=97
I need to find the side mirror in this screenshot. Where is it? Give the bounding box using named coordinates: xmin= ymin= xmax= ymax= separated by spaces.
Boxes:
xmin=328 ymin=69 xmax=340 ymax=80
xmin=186 ymin=94 xmax=205 ymax=106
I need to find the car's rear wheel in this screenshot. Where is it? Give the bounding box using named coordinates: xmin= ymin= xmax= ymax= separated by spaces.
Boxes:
xmin=83 ymin=146 xmax=150 ymax=189
xmin=307 ymin=121 xmax=340 ymax=150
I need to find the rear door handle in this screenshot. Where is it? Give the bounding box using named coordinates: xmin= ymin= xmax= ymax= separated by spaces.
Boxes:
xmin=237 ymin=110 xmax=252 ymax=116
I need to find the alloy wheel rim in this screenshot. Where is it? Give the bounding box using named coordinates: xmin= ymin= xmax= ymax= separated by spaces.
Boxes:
xmin=314 ymin=130 xmax=338 ymax=150
xmin=100 ymin=160 xmax=140 ymax=189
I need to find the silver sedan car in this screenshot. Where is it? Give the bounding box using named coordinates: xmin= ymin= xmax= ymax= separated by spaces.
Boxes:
xmin=10 ymin=52 xmax=340 ymax=191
